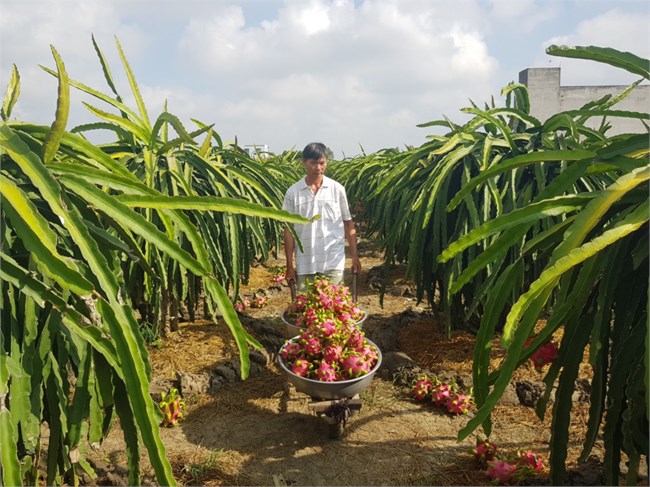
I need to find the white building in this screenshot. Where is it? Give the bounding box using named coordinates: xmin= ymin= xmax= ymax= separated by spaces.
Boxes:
xmin=242 ymin=144 xmax=270 ymax=159
xmin=519 ymin=67 xmax=650 ymax=134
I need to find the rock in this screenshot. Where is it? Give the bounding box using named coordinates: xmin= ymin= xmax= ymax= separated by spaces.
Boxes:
xmin=389 ymin=285 xmax=415 ymax=298
xmin=381 ymin=351 xmax=418 ymax=373
xmin=213 ymin=364 xmax=238 ymax=383
xmin=496 ymin=383 xmax=520 ymax=406
xmin=266 ymin=284 xmax=283 ymax=295
xmin=176 ymin=371 xmax=210 ymax=396
xmin=250 ymin=349 xmax=272 ymax=366
xmin=209 ymin=374 xmax=226 ymax=393
xmin=149 ymin=377 xmax=178 ymax=400
xmin=515 ymin=381 xmax=551 ymax=408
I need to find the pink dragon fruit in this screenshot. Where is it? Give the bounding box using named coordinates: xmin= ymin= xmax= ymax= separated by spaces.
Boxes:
xmin=515 ymin=450 xmax=544 ymax=474
xmin=486 ymin=459 xmax=517 ymax=485
xmin=159 ymin=388 xmax=186 ymax=428
xmin=473 ymin=438 xmax=498 ymax=465
xmin=291 ymin=359 xmax=310 ymax=377
xmin=430 ymin=382 xmax=453 ymax=408
xmin=316 ymin=361 xmax=338 ymax=382
xmin=322 ymin=344 xmax=343 ymax=363
xmin=346 ymin=328 xmax=365 ymax=349
xmin=301 ymin=335 xmax=322 ymax=357
xmin=340 ymin=352 xmax=371 ymax=378
xmin=280 ymin=341 xmax=302 ymax=361
xmin=357 ymin=345 xmax=379 ymax=363
xmin=525 ymin=336 xmax=558 ymax=371
xmin=445 ymin=392 xmax=472 ymax=415
xmin=412 ymin=376 xmax=434 ymax=401
xmin=318 ymin=318 xmax=337 ymax=337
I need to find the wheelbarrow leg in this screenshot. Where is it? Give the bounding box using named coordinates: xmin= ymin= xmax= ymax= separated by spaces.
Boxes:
xmin=308 ymin=396 xmax=362 ymax=439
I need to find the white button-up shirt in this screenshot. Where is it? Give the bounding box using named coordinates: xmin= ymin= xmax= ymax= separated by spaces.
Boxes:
xmin=283 ymin=176 xmax=352 ymax=274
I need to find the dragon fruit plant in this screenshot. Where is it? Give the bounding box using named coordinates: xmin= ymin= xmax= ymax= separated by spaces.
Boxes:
xmin=284 ymin=276 xmax=365 ymax=330
xmin=280 ymin=313 xmax=379 ymax=382
xmin=159 ymin=387 xmax=186 ymax=427
xmin=524 ymin=335 xmax=559 ymax=371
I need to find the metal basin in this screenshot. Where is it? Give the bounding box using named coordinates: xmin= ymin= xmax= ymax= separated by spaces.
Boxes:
xmin=277 ymin=338 xmax=382 ymax=400
xmin=280 ymin=308 xmax=368 ymax=339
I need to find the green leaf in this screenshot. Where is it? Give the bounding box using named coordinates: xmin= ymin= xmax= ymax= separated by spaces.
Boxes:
xmin=503 ymin=196 xmax=648 ymax=347
xmin=116 ymin=194 xmax=314 ymax=224
xmin=447 ymin=150 xmax=595 ymax=211
xmin=438 ymin=195 xmax=592 ymax=263
xmin=60 ymin=175 xmax=211 ymax=277
xmin=41 ymin=46 xmax=69 ymax=164
xmin=546 ymin=45 xmax=650 ymax=80
xmin=0 ymin=175 xmax=94 ymax=295
xmin=115 ymin=36 xmax=151 ymax=130
xmin=0 ymin=252 xmax=120 ymax=373
xmin=1 ymin=64 xmax=20 ymax=121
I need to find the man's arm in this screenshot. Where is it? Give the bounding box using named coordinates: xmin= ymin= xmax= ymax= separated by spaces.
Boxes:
xmin=284 ymin=225 xmax=297 ymax=283
xmin=344 ymin=219 xmax=361 ymax=274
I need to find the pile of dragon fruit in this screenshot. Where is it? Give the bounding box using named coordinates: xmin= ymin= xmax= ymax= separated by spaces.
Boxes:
xmin=279 ymin=317 xmax=379 ymax=381
xmin=284 ymin=276 xmax=365 ymax=328
xmin=411 ymin=374 xmax=473 ymax=415
xmin=473 ymin=438 xmax=545 ymax=485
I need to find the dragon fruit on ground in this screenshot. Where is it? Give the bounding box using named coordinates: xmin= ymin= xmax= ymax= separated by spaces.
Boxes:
xmin=412 ymin=376 xmax=434 ymax=401
xmin=473 ymin=438 xmax=498 ymax=465
xmin=486 ymin=459 xmax=517 ymax=485
xmin=159 ymin=388 xmax=186 ymax=428
xmin=430 ymin=382 xmax=453 ymax=408
xmin=445 ymin=391 xmax=472 ymax=415
xmin=515 ymin=450 xmax=544 ymax=474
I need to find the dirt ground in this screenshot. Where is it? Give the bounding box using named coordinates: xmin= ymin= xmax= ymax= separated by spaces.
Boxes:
xmin=84 ymin=240 xmax=642 ymax=486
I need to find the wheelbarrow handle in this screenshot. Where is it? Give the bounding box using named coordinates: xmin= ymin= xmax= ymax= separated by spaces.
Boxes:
xmin=352 ymin=272 xmax=358 ymax=304
xmin=289 ymin=279 xmax=297 ymax=301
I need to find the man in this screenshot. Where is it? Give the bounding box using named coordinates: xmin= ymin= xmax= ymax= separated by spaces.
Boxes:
xmin=283 ymin=142 xmax=361 ymax=290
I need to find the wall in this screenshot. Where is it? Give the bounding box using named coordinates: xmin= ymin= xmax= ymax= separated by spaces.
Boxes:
xmin=519 ymin=67 xmax=650 ymax=134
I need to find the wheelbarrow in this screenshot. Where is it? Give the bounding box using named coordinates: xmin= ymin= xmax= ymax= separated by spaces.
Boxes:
xmin=277 ymin=337 xmax=382 ymax=438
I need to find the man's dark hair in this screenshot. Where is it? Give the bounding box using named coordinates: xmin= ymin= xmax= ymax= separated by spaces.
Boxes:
xmin=302 ymin=142 xmax=328 ymax=161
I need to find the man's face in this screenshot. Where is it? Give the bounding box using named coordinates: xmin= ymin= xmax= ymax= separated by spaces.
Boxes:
xmin=303 ymin=156 xmax=328 ymax=178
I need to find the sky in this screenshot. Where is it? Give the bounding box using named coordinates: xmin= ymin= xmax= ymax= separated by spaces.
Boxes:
xmin=1 ymin=0 xmax=649 ymax=158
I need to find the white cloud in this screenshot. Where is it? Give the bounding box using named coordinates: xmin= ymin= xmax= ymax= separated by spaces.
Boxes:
xmin=4 ymin=0 xmax=644 ymax=157
xmin=539 ymin=8 xmax=650 ymax=85
xmin=173 ymin=0 xmax=498 ymax=154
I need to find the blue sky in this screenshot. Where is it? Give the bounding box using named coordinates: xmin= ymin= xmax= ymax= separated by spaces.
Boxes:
xmin=1 ymin=0 xmax=649 ymax=157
